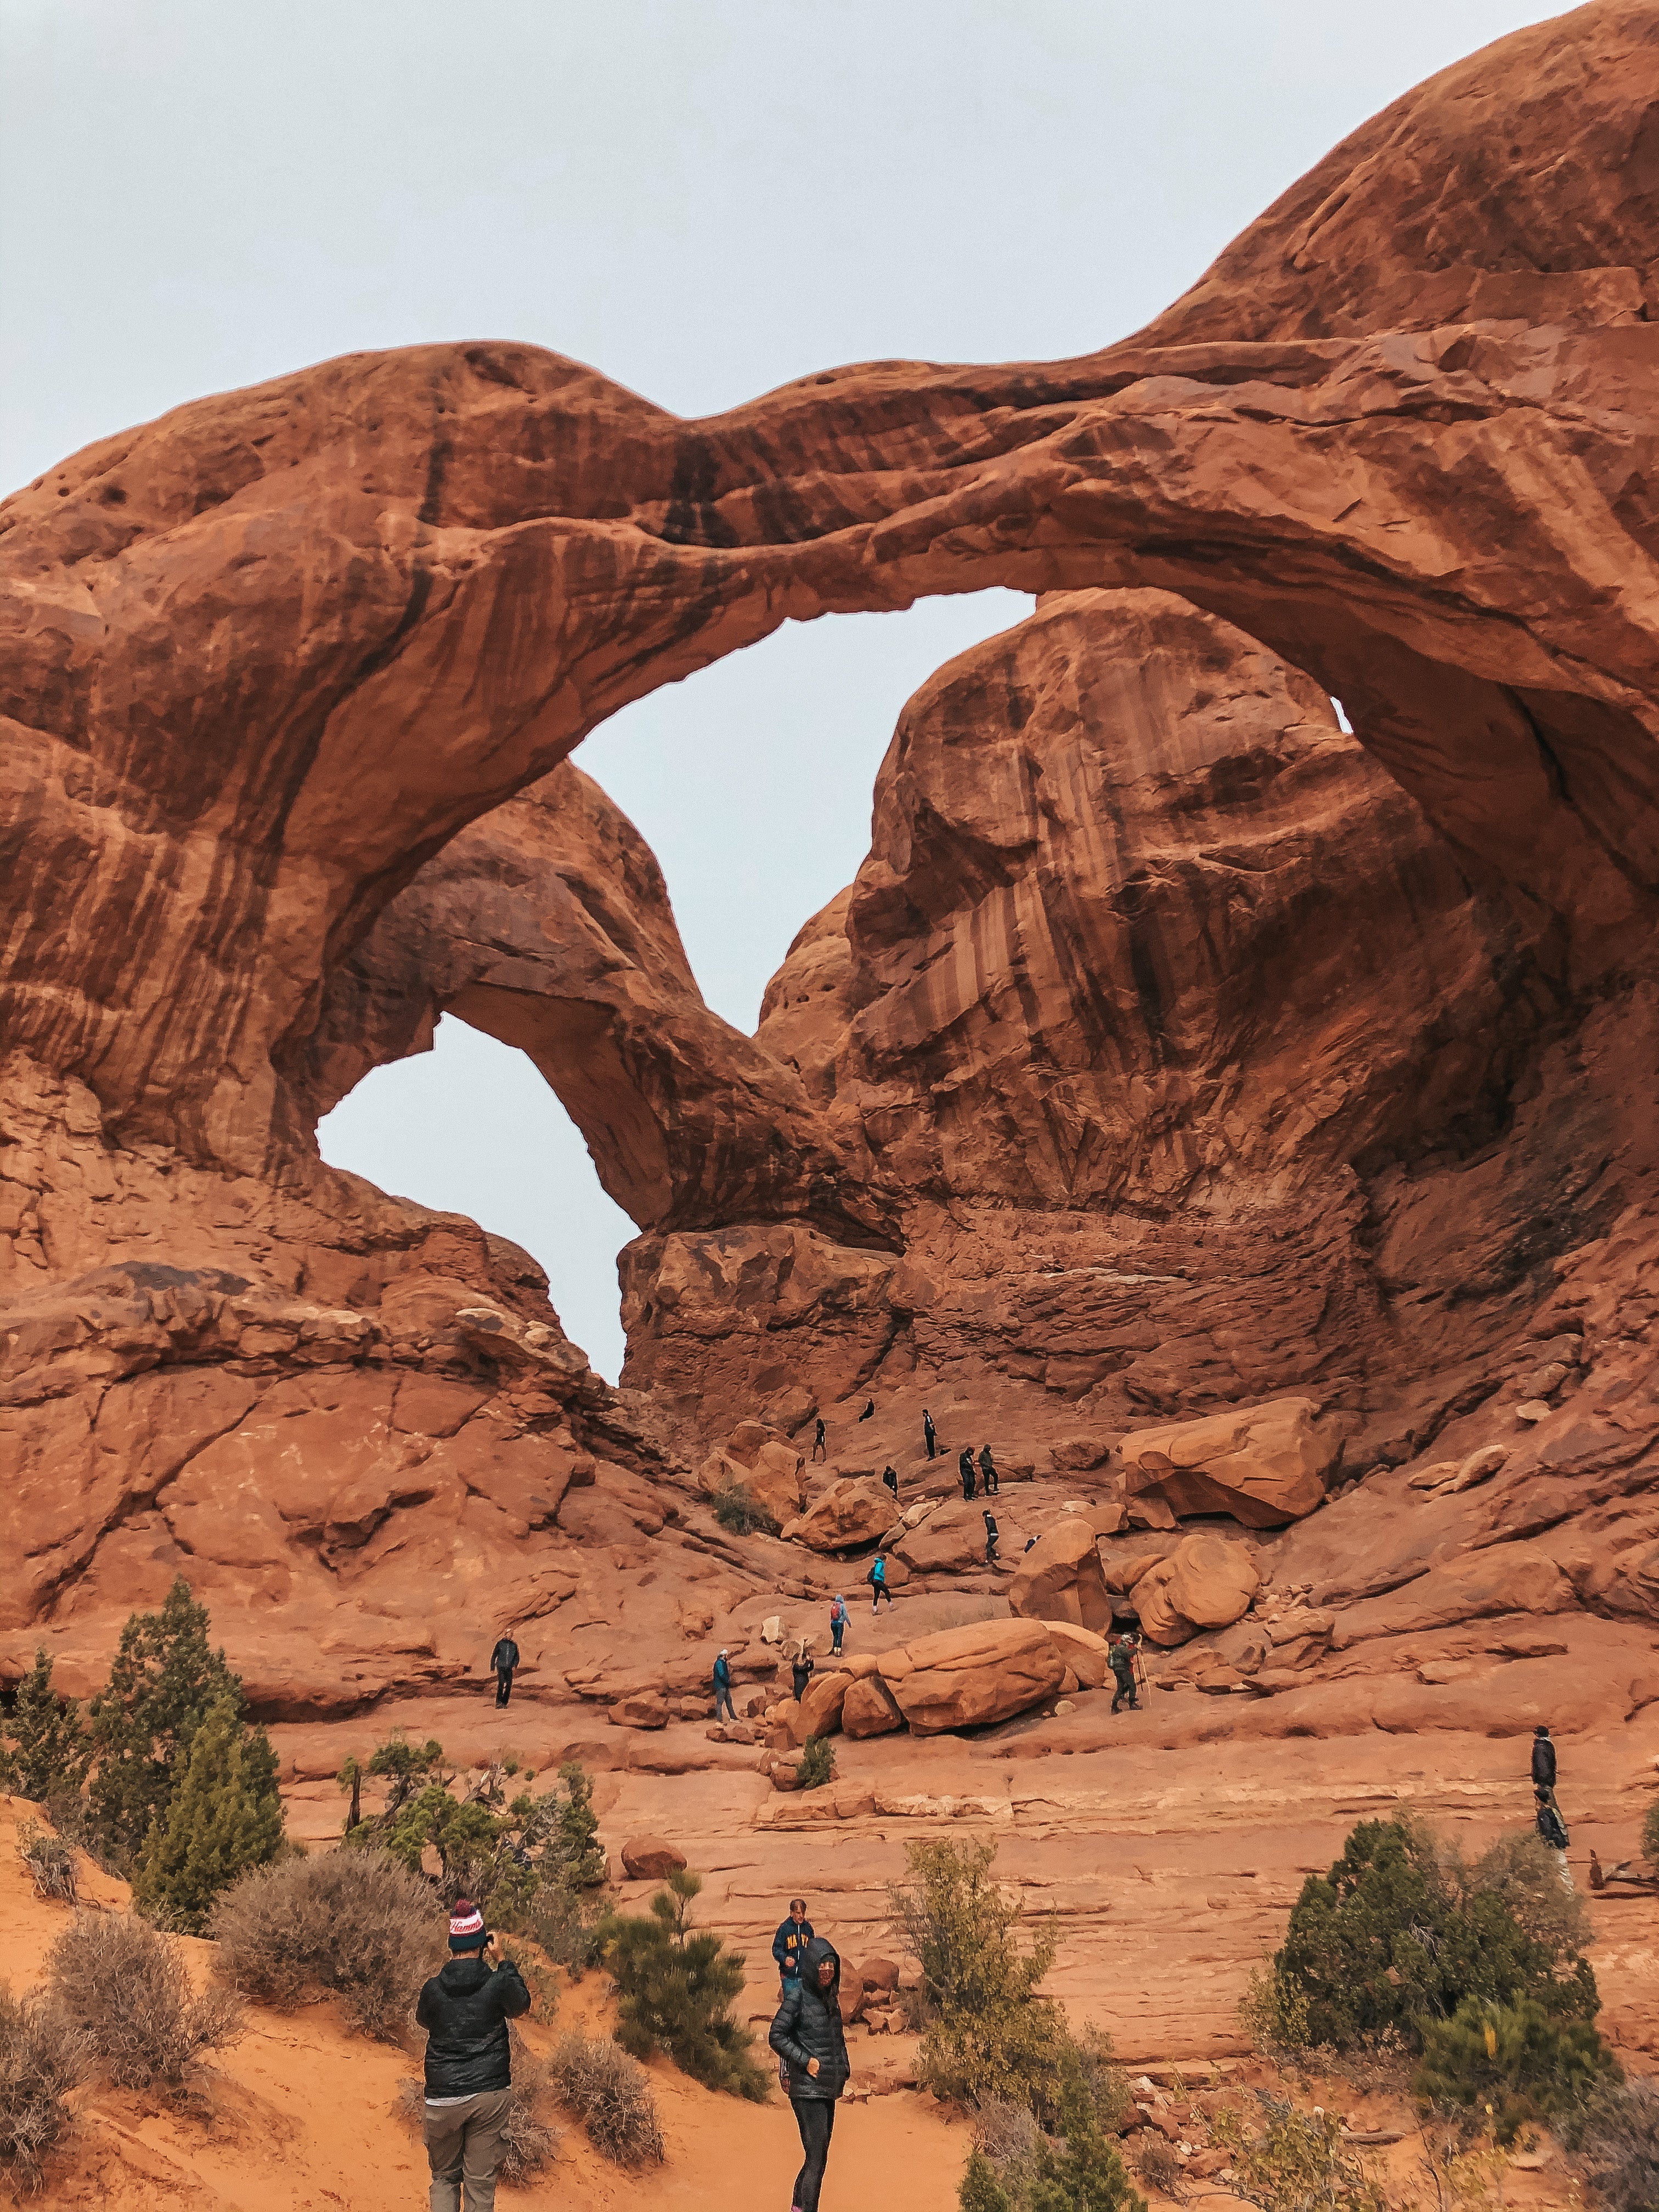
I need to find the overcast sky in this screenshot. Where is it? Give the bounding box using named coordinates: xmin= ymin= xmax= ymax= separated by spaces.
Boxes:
xmin=3 ymin=0 xmax=1555 ymax=1378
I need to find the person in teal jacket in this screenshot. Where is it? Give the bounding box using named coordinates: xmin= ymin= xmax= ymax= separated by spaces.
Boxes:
xmin=868 ymin=1553 xmax=894 ymax=1614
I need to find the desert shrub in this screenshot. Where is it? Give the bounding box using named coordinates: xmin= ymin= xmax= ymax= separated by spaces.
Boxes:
xmin=0 ymin=1652 xmax=90 ymax=1805
xmin=85 ymin=1580 xmax=247 ymax=1872
xmin=963 ymin=2083 xmax=1143 ymax=2211
xmin=1464 ymin=1831 xmax=1593 ymax=1957
xmin=890 ymin=1837 xmax=1082 ymax=2124
xmin=132 ymin=1694 xmax=284 ymax=1932
xmin=397 ymin=2029 xmax=561 ymax=2179
xmin=211 ymin=1844 xmax=444 ymax=2038
xmin=545 ymin=2030 xmax=665 ymax=2164
xmin=712 ymin=1482 xmax=781 ymax=1538
xmin=1413 ymin=1995 xmax=1618 ymax=2145
xmin=797 ymin=1736 xmax=835 ymax=1792
xmin=0 ymin=1983 xmax=87 ymax=2192
xmin=602 ymin=1866 xmax=770 ymax=2098
xmin=1569 ymin=2074 xmax=1659 ymax=2212
xmin=528 ymin=1872 xmax=607 ymax=1977
xmin=1267 ymin=1818 xmax=1597 ymax=2055
xmin=341 ymin=1740 xmax=601 ymax=1925
xmin=1128 ymin=2131 xmax=1183 ymax=2199
xmin=1212 ymin=2095 xmax=1386 ymax=2212
xmin=1642 ymin=1793 xmax=1659 ymax=1875
xmin=16 ymin=1822 xmax=76 ymax=1906
xmin=47 ymin=1911 xmax=241 ymax=2096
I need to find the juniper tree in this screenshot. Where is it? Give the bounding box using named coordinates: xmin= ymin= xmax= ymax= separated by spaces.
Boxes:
xmin=131 ymin=1695 xmax=284 ymax=1932
xmin=556 ymin=1760 xmax=607 ymax=1889
xmin=87 ymin=1579 xmax=243 ymax=1869
xmin=605 ymin=1867 xmax=769 ymax=2099
xmin=0 ymin=1650 xmax=89 ymax=1804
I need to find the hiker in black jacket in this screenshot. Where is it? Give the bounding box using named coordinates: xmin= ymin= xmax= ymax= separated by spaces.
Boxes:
xmin=1531 ymin=1724 xmax=1558 ymax=1802
xmin=958 ymin=1446 xmax=977 ymax=1500
xmin=769 ymin=1934 xmax=850 ymax=2212
xmin=490 ymin=1634 xmax=520 ymax=1709
xmin=983 ymin=1509 xmax=1000 ymax=1565
xmin=979 ymin=1444 xmax=999 ymax=1496
xmin=416 ymin=1899 xmax=531 ymax=2211
xmin=922 ymin=1408 xmax=937 ymax=1460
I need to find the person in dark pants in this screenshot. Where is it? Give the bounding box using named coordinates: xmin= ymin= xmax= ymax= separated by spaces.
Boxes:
xmin=858 ymin=1398 xmax=875 ymax=1421
xmin=489 ymin=1635 xmax=520 ymax=1709
xmin=979 ymin=1444 xmax=999 ymax=1496
xmin=829 ymin=1595 xmax=848 ymax=1656
xmin=923 ymin=1409 xmax=937 ymax=1460
xmin=882 ymin=1465 xmax=899 ymax=1503
xmin=771 ymin=1897 xmax=814 ymax=1995
xmin=416 ymin=1900 xmax=531 ymax=2212
xmin=983 ymin=1509 xmax=1000 ymax=1565
xmin=713 ymin=1647 xmax=736 ymax=1723
xmin=769 ymin=1935 xmax=850 ymax=2212
xmin=1532 ymin=1724 xmax=1558 ymax=1804
xmin=791 ymin=1642 xmax=815 ymax=1701
xmin=869 ymin=1553 xmax=894 ymax=1612
xmin=1109 ymin=1630 xmax=1141 ymax=1713
xmin=958 ymin=1447 xmax=977 ymax=1501
xmin=811 ymin=1417 xmax=827 ymax=1464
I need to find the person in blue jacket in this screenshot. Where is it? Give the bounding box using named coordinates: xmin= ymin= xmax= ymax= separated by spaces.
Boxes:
xmin=868 ymin=1553 xmax=894 ymax=1614
xmin=712 ymin=1647 xmax=736 ymax=1723
xmin=772 ymin=1896 xmax=814 ymax=1995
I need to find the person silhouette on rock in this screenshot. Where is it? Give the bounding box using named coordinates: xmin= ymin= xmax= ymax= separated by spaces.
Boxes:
xmin=811 ymin=1417 xmax=827 ymax=1464
xmin=979 ymin=1444 xmax=998 ymax=1496
xmin=490 ymin=1634 xmax=520 ymax=1708
xmin=857 ymin=1398 xmax=875 ymax=1422
xmin=983 ymin=1510 xmax=1000 ymax=1565
xmin=923 ymin=1409 xmax=937 ymax=1460
xmin=958 ymin=1447 xmax=977 ymax=1501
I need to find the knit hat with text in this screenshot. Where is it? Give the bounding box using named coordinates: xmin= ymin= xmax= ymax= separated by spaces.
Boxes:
xmin=449 ymin=1900 xmax=486 ymax=1951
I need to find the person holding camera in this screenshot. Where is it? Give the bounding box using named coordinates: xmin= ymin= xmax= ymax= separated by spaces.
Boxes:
xmin=415 ymin=1900 xmax=531 ymax=2211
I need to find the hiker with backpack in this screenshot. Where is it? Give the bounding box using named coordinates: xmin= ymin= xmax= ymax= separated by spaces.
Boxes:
xmin=712 ymin=1647 xmax=736 ymax=1723
xmin=829 ymin=1595 xmax=848 ymax=1656
xmin=1109 ymin=1629 xmax=1142 ymax=1713
xmin=869 ymin=1553 xmax=894 ymax=1613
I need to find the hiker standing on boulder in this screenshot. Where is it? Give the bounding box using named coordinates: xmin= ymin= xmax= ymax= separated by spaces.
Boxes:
xmin=1531 ymin=1723 xmax=1559 ymax=1807
xmin=923 ymin=1408 xmax=937 ymax=1460
xmin=1109 ymin=1629 xmax=1141 ymax=1714
xmin=869 ymin=1552 xmax=894 ymax=1613
xmin=811 ymin=1417 xmax=827 ymax=1464
xmin=489 ymin=1633 xmax=520 ymax=1709
xmin=769 ymin=1934 xmax=850 ymax=2212
xmin=882 ymin=1464 xmax=899 ymax=1504
xmin=771 ymin=1896 xmax=814 ymax=1995
xmin=416 ymin=1900 xmax=531 ymax=2212
xmin=713 ymin=1647 xmax=736 ymax=1723
xmin=983 ymin=1509 xmax=1000 ymax=1565
xmin=979 ymin=1444 xmax=999 ymax=1496
xmin=958 ymin=1446 xmax=977 ymax=1500
xmin=858 ymin=1397 xmax=876 ymax=1421
xmin=791 ymin=1641 xmax=815 ymax=1701
xmin=829 ymin=1595 xmax=848 ymax=1657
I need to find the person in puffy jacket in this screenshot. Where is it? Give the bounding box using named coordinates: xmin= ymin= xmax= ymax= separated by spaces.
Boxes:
xmin=1531 ymin=1724 xmax=1557 ymax=1798
xmin=415 ymin=1899 xmax=532 ymax=2211
xmin=769 ymin=1934 xmax=850 ymax=2212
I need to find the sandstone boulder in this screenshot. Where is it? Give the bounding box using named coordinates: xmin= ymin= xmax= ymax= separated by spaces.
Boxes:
xmin=789 ymin=1669 xmax=854 ymax=1743
xmin=1008 ymin=1517 xmax=1112 ymax=1632
xmin=894 ymin=1498 xmax=1013 ymax=1573
xmin=621 ymin=1835 xmax=686 ymax=1880
xmin=697 ymin=1431 xmax=809 ymax=1523
xmin=1043 ymin=1621 xmax=1113 ymax=1689
xmin=1128 ymin=1559 xmax=1196 ymax=1649
xmin=879 ymin=1619 xmax=1066 ymax=1735
xmin=783 ymin=1479 xmax=895 ymax=1553
xmin=861 ymin=1955 xmax=900 ymax=1993
xmin=609 ymin=1692 xmax=669 ymax=1730
xmin=840 ymin=1675 xmax=906 ymax=1738
xmin=1102 ymin=1548 xmax=1166 ymax=1594
xmin=1165 ymin=1533 xmax=1260 ymax=1629
xmin=1120 ymin=1398 xmax=1337 ymax=1527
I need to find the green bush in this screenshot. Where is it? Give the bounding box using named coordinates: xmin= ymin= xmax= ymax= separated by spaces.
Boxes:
xmin=553 ymin=1760 xmax=607 ymax=1889
xmin=959 ymin=2087 xmax=1144 ymax=2212
xmin=1569 ymin=2075 xmax=1659 ymax=2212
xmin=131 ymin=1694 xmax=284 ymax=1932
xmin=1212 ymin=2095 xmax=1386 ymax=2212
xmin=797 ymin=1736 xmax=835 ymax=1791
xmin=1266 ymin=1818 xmax=1598 ymax=2054
xmin=86 ymin=1579 xmax=246 ymax=1871
xmin=603 ymin=1866 xmax=770 ymax=2099
xmin=211 ymin=1844 xmax=444 ymax=2038
xmin=1413 ymin=1996 xmax=1619 ymax=2145
xmin=712 ymin=1483 xmax=781 ymax=1538
xmin=0 ymin=1652 xmax=89 ymax=1805
xmin=890 ymin=1838 xmax=1084 ymax=2126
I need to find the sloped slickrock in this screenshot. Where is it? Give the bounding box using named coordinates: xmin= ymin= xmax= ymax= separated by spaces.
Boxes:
xmin=1007 ymin=1519 xmax=1114 ymax=1634
xmin=893 ymin=1499 xmax=1017 ymax=1575
xmin=1120 ymin=1401 xmax=1338 ymax=1529
xmin=879 ymin=1620 xmax=1066 ymax=1735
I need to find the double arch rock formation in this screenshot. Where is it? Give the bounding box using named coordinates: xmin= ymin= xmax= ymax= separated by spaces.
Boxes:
xmin=7 ymin=2 xmax=1659 ymax=1702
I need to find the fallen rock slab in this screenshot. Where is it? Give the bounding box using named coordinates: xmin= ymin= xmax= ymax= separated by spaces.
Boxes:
xmin=1120 ymin=1397 xmax=1337 ymax=1527
xmin=879 ymin=1618 xmax=1066 ymax=1734
xmin=782 ymin=1477 xmax=896 ymax=1552
xmin=1008 ymin=1516 xmax=1113 ymax=1633
xmin=621 ymin=1835 xmax=687 ymax=1880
